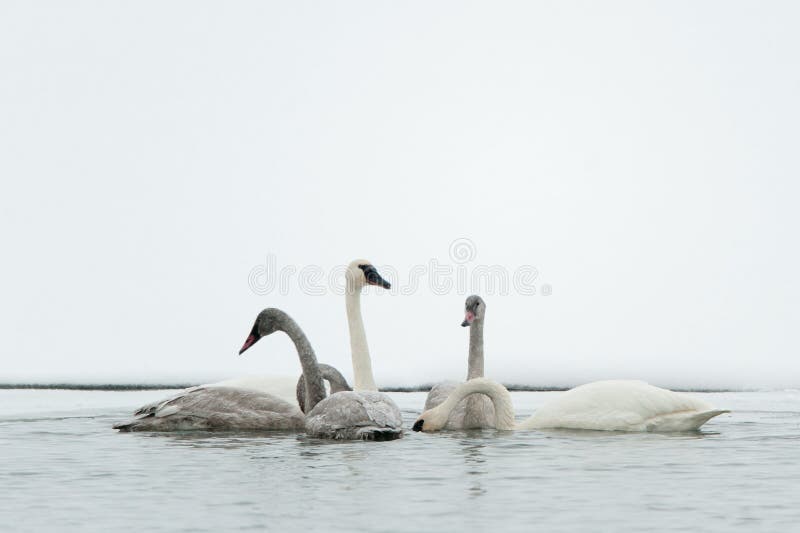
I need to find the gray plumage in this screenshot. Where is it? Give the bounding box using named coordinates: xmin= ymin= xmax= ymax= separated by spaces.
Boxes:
xmin=424 ymin=295 xmax=496 ymax=429
xmin=113 ymin=307 xmax=400 ymax=440
xmin=296 ymin=363 xmax=352 ymax=413
xmin=293 ymin=259 xmax=403 ymax=440
xmin=305 ymin=390 xmax=403 ymax=441
xmin=128 ymin=385 xmax=205 ymax=419
xmin=113 ymin=308 xmax=329 ymax=432
xmin=113 ymin=386 xmax=305 ymax=431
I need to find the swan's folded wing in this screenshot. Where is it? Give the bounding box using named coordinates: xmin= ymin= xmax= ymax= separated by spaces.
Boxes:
xmin=358 ymin=391 xmax=403 ymax=429
xmin=133 ymin=386 xmax=204 ymax=417
xmin=525 ymin=380 xmax=721 ymax=432
xmin=305 ymin=391 xmax=403 ymax=440
xmin=644 ymin=409 xmax=730 ymax=432
xmin=114 ymin=386 xmax=305 ymax=431
xmin=132 ymin=375 xmax=299 ymax=418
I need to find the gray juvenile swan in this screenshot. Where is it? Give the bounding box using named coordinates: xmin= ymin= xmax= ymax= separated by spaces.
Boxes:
xmin=423 ymin=295 xmax=495 ymax=429
xmin=413 ymin=378 xmax=729 ymax=433
xmin=294 ymin=259 xmax=404 ymax=440
xmin=113 ymin=308 xmax=333 ymax=431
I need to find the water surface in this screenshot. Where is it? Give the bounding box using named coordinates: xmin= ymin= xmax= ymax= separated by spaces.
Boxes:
xmin=1 ymin=389 xmax=798 ymax=532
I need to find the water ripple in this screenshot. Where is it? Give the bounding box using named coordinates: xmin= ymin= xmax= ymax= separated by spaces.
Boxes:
xmin=0 ymin=390 xmax=798 ymax=533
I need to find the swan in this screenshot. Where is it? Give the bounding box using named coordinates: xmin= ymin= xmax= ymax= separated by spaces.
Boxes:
xmin=113 ymin=308 xmax=336 ymax=431
xmin=126 ymin=364 xmax=351 ymax=423
xmin=423 ymin=295 xmax=495 ymax=429
xmin=299 ymin=259 xmax=404 ymax=440
xmin=413 ymin=378 xmax=729 ymax=433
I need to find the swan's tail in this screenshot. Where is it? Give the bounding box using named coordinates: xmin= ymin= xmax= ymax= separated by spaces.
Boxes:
xmin=113 ymin=419 xmax=140 ymax=432
xmin=357 ymin=427 xmax=403 ymax=441
xmin=688 ymin=409 xmax=730 ymax=429
xmin=647 ymin=409 xmax=730 ymax=432
xmin=113 ymin=413 xmax=161 ymax=431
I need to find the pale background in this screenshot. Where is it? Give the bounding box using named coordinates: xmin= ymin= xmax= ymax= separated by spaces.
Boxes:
xmin=2 ymin=1 xmax=798 ymax=389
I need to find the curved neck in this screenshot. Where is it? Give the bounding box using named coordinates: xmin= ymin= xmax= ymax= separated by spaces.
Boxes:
xmin=438 ymin=378 xmax=516 ymax=429
xmin=319 ymin=363 xmax=352 ymax=394
xmin=280 ymin=315 xmax=326 ymax=411
xmin=467 ymin=319 xmax=484 ymax=379
xmin=346 ymin=285 xmax=378 ymax=391
xmin=295 ymin=363 xmax=352 ymax=413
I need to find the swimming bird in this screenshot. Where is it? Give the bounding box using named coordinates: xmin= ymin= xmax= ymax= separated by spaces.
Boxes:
xmin=113 ymin=308 xmax=337 ymax=431
xmin=413 ymin=378 xmax=729 ymax=433
xmin=299 ymin=260 xmax=403 ymax=440
xmin=423 ymin=295 xmax=495 ymax=429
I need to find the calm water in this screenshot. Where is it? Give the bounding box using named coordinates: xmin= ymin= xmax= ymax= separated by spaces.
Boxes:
xmin=1 ymin=388 xmax=799 ymax=532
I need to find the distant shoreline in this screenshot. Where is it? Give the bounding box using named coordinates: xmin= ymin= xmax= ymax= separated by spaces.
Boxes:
xmin=0 ymin=383 xmax=742 ymax=393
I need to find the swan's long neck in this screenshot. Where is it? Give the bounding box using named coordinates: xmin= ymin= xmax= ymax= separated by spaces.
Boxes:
xmin=464 ymin=318 xmax=486 ymax=421
xmin=318 ymin=363 xmax=352 ymax=394
xmin=280 ymin=315 xmax=327 ymax=411
xmin=296 ymin=363 xmax=351 ymax=413
xmin=467 ymin=318 xmax=484 ymax=379
xmin=345 ymin=286 xmax=378 ymax=391
xmin=438 ymin=378 xmax=516 ymax=429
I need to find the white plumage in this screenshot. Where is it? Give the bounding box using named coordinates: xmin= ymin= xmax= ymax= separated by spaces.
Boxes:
xmin=415 ymin=378 xmax=728 ymax=433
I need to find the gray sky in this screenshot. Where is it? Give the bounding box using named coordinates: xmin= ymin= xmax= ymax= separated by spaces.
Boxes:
xmin=2 ymin=1 xmax=798 ymax=389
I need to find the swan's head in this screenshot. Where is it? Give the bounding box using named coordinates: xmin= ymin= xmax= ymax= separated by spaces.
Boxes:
xmin=346 ymin=259 xmax=391 ymax=291
xmin=461 ymin=294 xmax=486 ymax=327
xmin=412 ymin=407 xmax=448 ymax=432
xmin=238 ymin=308 xmax=286 ymax=355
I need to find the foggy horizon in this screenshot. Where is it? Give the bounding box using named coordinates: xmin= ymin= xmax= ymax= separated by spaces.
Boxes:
xmin=2 ymin=2 xmax=798 ymax=391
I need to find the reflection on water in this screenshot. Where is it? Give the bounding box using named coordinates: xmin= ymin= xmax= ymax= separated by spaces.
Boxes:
xmin=536 ymin=426 xmax=716 ymax=440
xmin=144 ymin=430 xmax=297 ymax=447
xmin=1 ymin=389 xmax=799 ymax=533
xmin=459 ymin=439 xmax=488 ymax=498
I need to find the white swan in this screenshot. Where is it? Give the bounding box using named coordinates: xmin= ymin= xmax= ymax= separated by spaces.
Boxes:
xmin=413 ymin=378 xmax=729 ymax=432
xmin=113 ymin=308 xmax=339 ymax=431
xmin=302 ymin=260 xmax=404 ymax=440
xmin=423 ymin=295 xmax=495 ymax=429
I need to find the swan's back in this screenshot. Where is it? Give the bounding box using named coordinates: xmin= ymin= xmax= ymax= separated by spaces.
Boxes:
xmin=305 ymin=391 xmax=403 ymax=440
xmin=113 ymin=386 xmax=305 ymax=431
xmin=212 ymin=375 xmax=299 ymax=405
xmin=523 ymin=380 xmax=726 ymax=432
